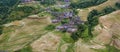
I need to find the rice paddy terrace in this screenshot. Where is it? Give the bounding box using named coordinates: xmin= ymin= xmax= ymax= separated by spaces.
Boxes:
xmin=0 ymin=0 xmax=120 ymax=52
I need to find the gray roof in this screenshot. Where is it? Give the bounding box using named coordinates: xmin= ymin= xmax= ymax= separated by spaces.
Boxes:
xmin=63 ymin=11 xmax=73 ymax=18
xmin=56 ymin=26 xmax=64 ymax=31
xmin=52 ymin=19 xmax=60 ymax=23
xmin=67 ymin=28 xmax=77 ymax=33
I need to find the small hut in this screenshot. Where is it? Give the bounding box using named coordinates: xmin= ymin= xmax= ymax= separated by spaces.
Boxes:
xmin=67 ymin=28 xmax=77 ymax=33
xmin=56 ymin=26 xmax=64 ymax=31
xmin=52 ymin=19 xmax=60 ymax=23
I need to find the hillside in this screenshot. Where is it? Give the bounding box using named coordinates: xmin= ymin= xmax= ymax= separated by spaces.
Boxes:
xmin=93 ymin=10 xmax=120 ymax=48
xmin=0 ymin=0 xmax=120 ymax=52
xmin=78 ymin=0 xmax=120 ymax=21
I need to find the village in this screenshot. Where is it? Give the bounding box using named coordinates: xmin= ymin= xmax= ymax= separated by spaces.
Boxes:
xmin=47 ymin=0 xmax=84 ymax=33
xmin=20 ymin=0 xmax=85 ymax=33
xmin=1 ymin=0 xmax=120 ymax=52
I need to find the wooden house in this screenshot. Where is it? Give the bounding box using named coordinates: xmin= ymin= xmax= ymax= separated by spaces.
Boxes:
xmin=52 ymin=19 xmax=60 ymax=23
xmin=67 ymin=28 xmax=77 ymax=33
xmin=56 ymin=26 xmax=64 ymax=31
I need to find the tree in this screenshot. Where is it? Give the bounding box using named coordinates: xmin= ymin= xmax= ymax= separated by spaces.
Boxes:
xmin=102 ymin=6 xmax=116 ymax=14
xmin=87 ymin=9 xmax=99 ymax=28
xmin=70 ymin=0 xmax=107 ymax=9
xmin=0 ymin=0 xmax=20 ymax=35
xmin=87 ymin=9 xmax=99 ymax=37
xmin=115 ymin=2 xmax=120 ymax=9
xmin=16 ymin=6 xmax=35 ymax=13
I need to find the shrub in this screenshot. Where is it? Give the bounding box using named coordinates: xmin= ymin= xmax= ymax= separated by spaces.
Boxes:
xmin=61 ymin=19 xmax=69 ymax=24
xmin=45 ymin=24 xmax=55 ymax=31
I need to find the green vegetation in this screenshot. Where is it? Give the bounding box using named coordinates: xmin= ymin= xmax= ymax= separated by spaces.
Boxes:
xmin=0 ymin=0 xmax=20 ymax=24
xmin=115 ymin=2 xmax=120 ymax=9
xmin=0 ymin=0 xmax=20 ymax=35
xmin=102 ymin=6 xmax=116 ymax=14
xmin=45 ymin=24 xmax=55 ymax=31
xmin=87 ymin=6 xmax=117 ymax=37
xmin=87 ymin=9 xmax=100 ymax=37
xmin=51 ymin=7 xmax=69 ymax=12
xmin=70 ymin=0 xmax=108 ymax=9
xmin=15 ymin=6 xmax=35 ymax=13
xmin=2 ymin=6 xmax=36 ymax=24
xmin=0 ymin=0 xmax=39 ymax=35
xmin=38 ymin=12 xmax=50 ymax=17
xmin=69 ymin=0 xmax=109 ymax=42
xmin=62 ymin=34 xmax=74 ymax=43
xmin=57 ymin=33 xmax=75 ymax=52
xmin=0 ymin=0 xmax=19 ymax=7
xmin=57 ymin=39 xmax=64 ymax=52
xmin=66 ymin=43 xmax=75 ymax=52
xmin=0 ymin=26 xmax=3 ymax=35
xmin=73 ymin=8 xmax=78 ymax=14
xmin=69 ymin=0 xmax=118 ymax=42
xmin=15 ymin=45 xmax=32 ymax=52
xmin=51 ymin=7 xmax=62 ymax=12
xmin=61 ymin=18 xmax=70 ymax=24
xmin=71 ymin=24 xmax=91 ymax=42
xmin=94 ymin=45 xmax=120 ymax=52
xmin=40 ymin=0 xmax=56 ymax=6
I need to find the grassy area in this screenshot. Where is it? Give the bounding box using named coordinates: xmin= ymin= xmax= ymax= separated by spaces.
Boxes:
xmin=15 ymin=45 xmax=32 ymax=52
xmin=94 ymin=45 xmax=120 ymax=52
xmin=44 ymin=24 xmax=56 ymax=31
xmin=57 ymin=39 xmax=65 ymax=52
xmin=0 ymin=15 xmax=50 ymax=51
xmin=78 ymin=0 xmax=119 ymax=21
xmin=56 ymin=32 xmax=75 ymax=52
xmin=66 ymin=43 xmax=75 ymax=52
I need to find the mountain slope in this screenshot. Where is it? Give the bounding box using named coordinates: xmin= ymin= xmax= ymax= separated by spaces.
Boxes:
xmin=93 ymin=10 xmax=120 ymax=49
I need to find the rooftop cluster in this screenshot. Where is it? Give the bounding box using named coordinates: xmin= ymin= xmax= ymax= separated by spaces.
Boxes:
xmin=53 ymin=13 xmax=84 ymax=33
xmin=44 ymin=0 xmax=84 ymax=33
xmin=49 ymin=10 xmax=84 ymax=33
xmin=44 ymin=0 xmax=85 ymax=33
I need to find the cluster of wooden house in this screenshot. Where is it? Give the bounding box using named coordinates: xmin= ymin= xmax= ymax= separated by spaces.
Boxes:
xmin=51 ymin=11 xmax=84 ymax=33
xmin=43 ymin=0 xmax=84 ymax=33
xmin=20 ymin=0 xmax=84 ymax=33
